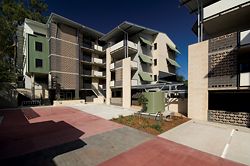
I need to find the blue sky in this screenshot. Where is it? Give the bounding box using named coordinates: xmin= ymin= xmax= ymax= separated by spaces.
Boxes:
xmin=45 ymin=0 xmax=197 ymax=80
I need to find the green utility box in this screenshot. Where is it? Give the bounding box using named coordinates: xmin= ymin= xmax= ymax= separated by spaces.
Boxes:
xmin=143 ymin=91 xmax=165 ymax=113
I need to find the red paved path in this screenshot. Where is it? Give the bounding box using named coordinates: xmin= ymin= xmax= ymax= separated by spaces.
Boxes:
xmin=99 ymin=137 xmax=243 ymax=166
xmin=0 ymin=106 xmax=122 ymax=159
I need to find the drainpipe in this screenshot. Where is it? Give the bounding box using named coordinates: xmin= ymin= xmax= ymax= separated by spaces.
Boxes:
xmin=118 ymin=26 xmax=128 ymax=58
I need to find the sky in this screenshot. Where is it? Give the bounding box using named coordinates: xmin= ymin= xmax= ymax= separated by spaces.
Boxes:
xmin=45 ymin=0 xmax=197 ymax=80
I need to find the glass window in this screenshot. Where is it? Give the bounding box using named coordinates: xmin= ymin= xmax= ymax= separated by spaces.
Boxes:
xmin=35 ymin=42 xmax=43 ymax=52
xmin=240 ymin=64 xmax=250 ymax=73
xmin=35 ymin=59 xmax=43 ymax=68
xmin=154 ymin=59 xmax=157 ymax=66
xmin=154 ymin=43 xmax=157 ymax=50
xmin=154 ymin=75 xmax=157 ymax=81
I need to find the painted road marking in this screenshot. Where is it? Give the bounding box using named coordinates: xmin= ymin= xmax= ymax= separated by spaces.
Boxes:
xmin=221 ymin=129 xmax=235 ymax=158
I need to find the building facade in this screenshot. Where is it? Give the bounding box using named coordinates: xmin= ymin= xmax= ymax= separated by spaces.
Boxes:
xmin=17 ymin=13 xmax=181 ymax=108
xmin=181 ymin=0 xmax=250 ymax=126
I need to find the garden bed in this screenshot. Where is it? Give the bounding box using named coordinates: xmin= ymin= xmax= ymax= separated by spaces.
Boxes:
xmin=111 ymin=115 xmax=190 ymax=135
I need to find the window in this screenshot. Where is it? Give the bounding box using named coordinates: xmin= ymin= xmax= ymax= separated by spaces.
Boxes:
xmin=240 ymin=64 xmax=250 ymax=73
xmin=154 ymin=75 xmax=157 ymax=81
xmin=154 ymin=59 xmax=157 ymax=66
xmin=35 ymin=59 xmax=43 ymax=68
xmin=154 ymin=43 xmax=157 ymax=50
xmin=35 ymin=42 xmax=43 ymax=52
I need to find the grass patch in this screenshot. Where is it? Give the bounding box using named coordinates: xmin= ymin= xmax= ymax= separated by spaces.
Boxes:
xmin=111 ymin=115 xmax=190 ymax=135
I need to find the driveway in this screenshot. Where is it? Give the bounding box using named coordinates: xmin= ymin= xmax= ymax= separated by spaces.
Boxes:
xmin=159 ymin=120 xmax=250 ymax=165
xmin=0 ymin=106 xmax=243 ymax=166
xmin=70 ymin=103 xmax=136 ymax=120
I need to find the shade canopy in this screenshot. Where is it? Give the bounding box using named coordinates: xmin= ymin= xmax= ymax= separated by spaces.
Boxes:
xmin=167 ymin=44 xmax=181 ymax=54
xmin=139 ymin=72 xmax=153 ymax=82
xmin=139 ymin=53 xmax=152 ymax=64
xmin=139 ymin=37 xmax=153 ymax=46
xmin=167 ymin=58 xmax=181 ymax=68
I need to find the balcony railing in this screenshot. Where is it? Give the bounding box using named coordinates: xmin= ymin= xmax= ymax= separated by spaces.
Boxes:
xmin=131 ymin=61 xmax=138 ymax=69
xmin=110 ymin=80 xmax=114 ymax=87
xmin=131 ymin=79 xmax=138 ymax=86
xmin=240 ymin=30 xmax=250 ymax=46
xmin=81 ymin=40 xmax=104 ymax=52
xmin=240 ymin=72 xmax=250 ymax=86
xmin=110 ymin=40 xmax=137 ymax=53
xmin=93 ymin=70 xmax=105 ymax=77
xmin=204 ymin=0 xmax=250 ymax=20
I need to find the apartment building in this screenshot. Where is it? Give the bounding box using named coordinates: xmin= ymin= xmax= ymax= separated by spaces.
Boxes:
xmin=47 ymin=13 xmax=105 ymax=102
xmin=181 ymin=0 xmax=250 ymax=126
xmin=16 ymin=13 xmax=181 ymax=108
xmin=101 ymin=22 xmax=180 ymax=108
xmin=16 ymin=18 xmax=49 ymax=100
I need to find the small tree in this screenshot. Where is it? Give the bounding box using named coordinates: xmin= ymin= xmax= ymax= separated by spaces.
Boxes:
xmin=138 ymin=94 xmax=148 ymax=112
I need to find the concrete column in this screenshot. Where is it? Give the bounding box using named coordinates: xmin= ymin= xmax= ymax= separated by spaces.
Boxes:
xmin=106 ymin=48 xmax=111 ymax=105
xmin=31 ymin=74 xmax=35 ymax=99
xmin=122 ymin=57 xmax=131 ymax=108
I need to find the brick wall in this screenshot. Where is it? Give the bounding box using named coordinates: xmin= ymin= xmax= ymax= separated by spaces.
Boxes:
xmin=208 ymin=32 xmax=238 ymax=88
xmin=58 ymin=24 xmax=77 ymax=43
xmin=50 ymin=56 xmax=78 ymax=73
xmin=50 ymin=38 xmax=78 ymax=59
xmin=208 ymin=110 xmax=250 ymax=127
xmin=49 ymin=22 xmax=79 ymax=90
xmin=51 ymin=73 xmax=78 ymax=89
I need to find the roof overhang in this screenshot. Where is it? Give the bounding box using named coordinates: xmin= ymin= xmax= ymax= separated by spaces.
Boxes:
xmin=100 ymin=21 xmax=159 ymax=41
xmin=202 ymin=4 xmax=250 ymax=38
xmin=47 ymin=13 xmax=104 ymax=38
xmin=179 ymin=0 xmax=219 ymax=14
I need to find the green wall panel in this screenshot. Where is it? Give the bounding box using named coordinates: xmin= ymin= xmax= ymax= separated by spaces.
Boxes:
xmin=28 ymin=34 xmax=49 ymax=74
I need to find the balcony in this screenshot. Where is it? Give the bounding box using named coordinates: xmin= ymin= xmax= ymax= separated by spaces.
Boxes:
xmin=240 ymin=30 xmax=250 ymax=46
xmin=110 ymin=80 xmax=114 ymax=87
xmin=110 ymin=80 xmax=122 ymax=87
xmin=201 ymin=0 xmax=250 ymax=39
xmin=93 ymin=70 xmax=105 ymax=77
xmin=131 ymin=79 xmax=138 ymax=86
xmin=110 ymin=60 xmax=137 ymax=71
xmin=81 ymin=40 xmax=104 ymax=53
xmin=81 ymin=56 xmax=105 ymax=67
xmin=93 ymin=57 xmax=105 ymax=64
xmin=131 ymin=61 xmax=138 ymax=70
xmin=110 ymin=40 xmax=138 ymax=58
xmin=204 ymin=0 xmax=250 ymax=20
xmin=240 ymin=72 xmax=250 ymax=87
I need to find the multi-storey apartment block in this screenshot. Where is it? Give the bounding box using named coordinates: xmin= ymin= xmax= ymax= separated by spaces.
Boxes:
xmin=16 ymin=13 xmax=181 ymax=108
xmin=101 ymin=22 xmax=180 ymax=108
xmin=181 ymin=0 xmax=250 ymax=126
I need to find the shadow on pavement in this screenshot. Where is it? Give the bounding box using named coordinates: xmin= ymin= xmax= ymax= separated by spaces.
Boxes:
xmin=0 ymin=108 xmax=86 ymax=165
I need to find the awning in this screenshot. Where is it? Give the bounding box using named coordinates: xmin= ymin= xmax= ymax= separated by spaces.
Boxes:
xmin=139 ymin=37 xmax=153 ymax=46
xmin=139 ymin=53 xmax=152 ymax=64
xmin=167 ymin=58 xmax=181 ymax=68
xmin=167 ymin=44 xmax=181 ymax=54
xmin=138 ymin=72 xmax=153 ymax=82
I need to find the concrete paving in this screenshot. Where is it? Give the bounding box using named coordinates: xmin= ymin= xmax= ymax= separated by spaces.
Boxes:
xmin=159 ymin=120 xmax=250 ymax=165
xmin=70 ymin=103 xmax=137 ymax=120
xmin=53 ymin=127 xmax=154 ymax=166
xmin=0 ymin=106 xmax=245 ymax=166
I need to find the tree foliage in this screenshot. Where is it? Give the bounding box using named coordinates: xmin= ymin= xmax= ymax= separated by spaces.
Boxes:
xmin=0 ymin=0 xmax=47 ymax=82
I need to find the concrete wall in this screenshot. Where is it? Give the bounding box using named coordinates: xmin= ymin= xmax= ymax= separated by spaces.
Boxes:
xmin=165 ymin=98 xmax=188 ymax=116
xmin=122 ymin=57 xmax=131 ymax=108
xmin=188 ymin=40 xmax=209 ymax=120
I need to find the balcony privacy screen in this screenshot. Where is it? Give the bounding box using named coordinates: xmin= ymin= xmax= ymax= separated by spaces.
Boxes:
xmin=139 ymin=37 xmax=153 ymax=46
xmin=166 ymin=58 xmax=181 ymax=68
xmin=139 ymin=72 xmax=153 ymax=82
xmin=139 ymin=53 xmax=152 ymax=64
